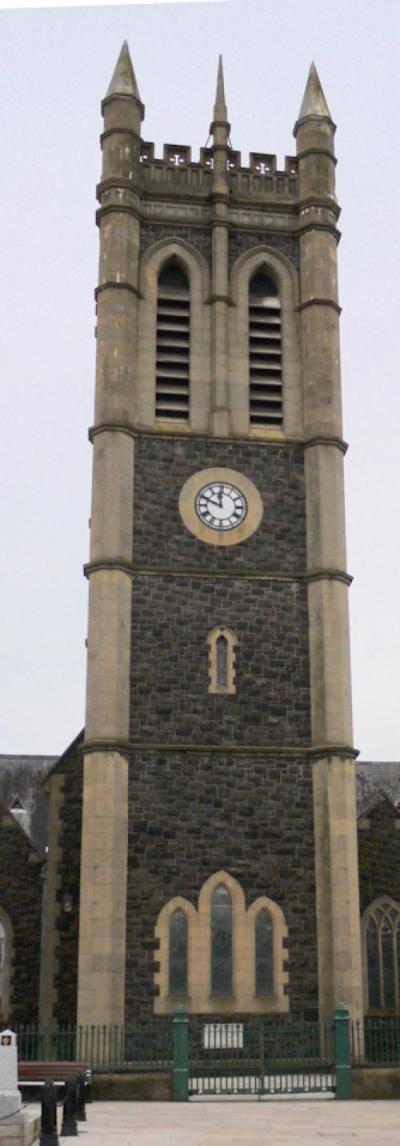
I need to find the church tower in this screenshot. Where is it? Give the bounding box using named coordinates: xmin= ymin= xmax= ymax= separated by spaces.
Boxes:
xmin=77 ymin=47 xmax=363 ymax=1027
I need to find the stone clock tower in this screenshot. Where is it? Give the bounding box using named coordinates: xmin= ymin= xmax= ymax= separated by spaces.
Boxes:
xmin=77 ymin=45 xmax=363 ymax=1026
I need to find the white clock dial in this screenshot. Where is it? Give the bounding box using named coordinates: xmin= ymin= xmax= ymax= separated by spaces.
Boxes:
xmin=195 ymin=482 xmax=248 ymax=532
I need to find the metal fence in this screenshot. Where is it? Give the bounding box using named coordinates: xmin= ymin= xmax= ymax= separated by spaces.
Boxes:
xmin=188 ymin=1017 xmax=335 ymax=1097
xmin=13 ymin=1008 xmax=400 ymax=1095
xmin=14 ymin=1021 xmax=172 ymax=1072
xmin=352 ymin=1018 xmax=400 ymax=1066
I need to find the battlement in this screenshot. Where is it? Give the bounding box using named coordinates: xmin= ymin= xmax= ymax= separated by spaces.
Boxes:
xmin=139 ymin=141 xmax=298 ymax=199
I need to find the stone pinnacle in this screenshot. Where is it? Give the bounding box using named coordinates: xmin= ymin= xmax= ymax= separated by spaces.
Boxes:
xmin=106 ymin=40 xmax=141 ymax=101
xmin=297 ymin=62 xmax=332 ymax=121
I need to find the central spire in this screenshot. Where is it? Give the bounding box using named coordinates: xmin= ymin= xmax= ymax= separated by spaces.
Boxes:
xmin=213 ymin=54 xmax=228 ymax=123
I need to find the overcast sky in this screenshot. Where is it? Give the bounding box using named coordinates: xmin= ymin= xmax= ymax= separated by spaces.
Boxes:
xmin=1 ymin=0 xmax=399 ymax=758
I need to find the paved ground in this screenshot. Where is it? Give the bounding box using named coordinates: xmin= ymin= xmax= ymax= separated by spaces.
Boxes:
xmin=28 ymin=1098 xmax=400 ymax=1144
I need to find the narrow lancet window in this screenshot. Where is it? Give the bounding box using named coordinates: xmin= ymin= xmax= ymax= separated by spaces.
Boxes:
xmin=156 ymin=260 xmax=190 ymax=420
xmin=169 ymin=909 xmax=188 ymax=996
xmin=211 ymin=884 xmax=233 ymax=995
xmin=249 ymin=271 xmax=282 ymax=427
xmin=255 ymin=908 xmax=274 ymax=995
xmin=207 ymin=627 xmax=238 ymax=694
xmin=216 ymin=635 xmax=228 ymax=689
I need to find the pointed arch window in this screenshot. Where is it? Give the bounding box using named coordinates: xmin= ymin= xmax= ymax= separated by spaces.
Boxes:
xmin=249 ymin=270 xmax=282 ymax=427
xmin=211 ymin=884 xmax=233 ymax=996
xmin=207 ymin=627 xmax=238 ymax=695
xmin=216 ymin=636 xmax=228 ymax=689
xmin=364 ymin=899 xmax=400 ymax=1011
xmin=156 ymin=260 xmax=190 ymax=420
xmin=168 ymin=909 xmax=188 ymax=996
xmin=154 ymin=878 xmax=289 ymax=1015
xmin=255 ymin=908 xmax=274 ymax=995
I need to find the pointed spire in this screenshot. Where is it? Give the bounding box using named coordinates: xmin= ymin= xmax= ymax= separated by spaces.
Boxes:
xmin=106 ymin=40 xmax=141 ymax=101
xmin=297 ymin=62 xmax=332 ymax=122
xmin=213 ymin=55 xmax=228 ymax=122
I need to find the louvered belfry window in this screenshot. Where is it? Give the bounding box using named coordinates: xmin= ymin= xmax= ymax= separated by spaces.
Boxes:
xmin=156 ymin=260 xmax=190 ymax=420
xmin=249 ymin=271 xmax=282 ymax=427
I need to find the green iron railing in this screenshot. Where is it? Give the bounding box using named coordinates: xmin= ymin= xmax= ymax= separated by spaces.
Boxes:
xmin=15 ymin=1006 xmax=400 ymax=1096
xmin=14 ymin=1021 xmax=172 ymax=1073
xmin=352 ymin=1017 xmax=400 ymax=1066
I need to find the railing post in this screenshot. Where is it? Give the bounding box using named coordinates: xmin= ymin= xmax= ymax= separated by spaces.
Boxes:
xmin=172 ymin=1006 xmax=189 ymax=1101
xmin=334 ymin=1002 xmax=352 ymax=1099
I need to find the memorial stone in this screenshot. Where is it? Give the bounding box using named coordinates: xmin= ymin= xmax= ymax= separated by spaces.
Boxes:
xmin=0 ymin=1029 xmax=22 ymax=1119
xmin=0 ymin=1028 xmax=40 ymax=1145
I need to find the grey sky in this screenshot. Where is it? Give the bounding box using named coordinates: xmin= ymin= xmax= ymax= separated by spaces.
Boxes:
xmin=1 ymin=0 xmax=399 ymax=757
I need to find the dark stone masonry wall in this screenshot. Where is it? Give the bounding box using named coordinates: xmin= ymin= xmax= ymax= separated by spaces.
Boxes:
xmin=127 ymin=432 xmax=315 ymax=1019
xmin=126 ymin=750 xmax=318 ymax=1021
xmin=52 ymin=737 xmax=83 ymax=1025
xmin=140 ymin=223 xmax=212 ymax=264
xmin=130 ymin=575 xmax=311 ymax=746
xmin=133 ymin=437 xmax=307 ymax=575
xmin=228 ymin=231 xmax=299 ymax=271
xmin=358 ymin=799 xmax=400 ymax=914
xmin=0 ymin=805 xmax=42 ymax=1022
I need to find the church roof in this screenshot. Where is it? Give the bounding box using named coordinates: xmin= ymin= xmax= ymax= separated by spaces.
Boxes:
xmin=0 ymin=755 xmax=56 ymax=854
xmin=356 ymin=761 xmax=400 ymax=816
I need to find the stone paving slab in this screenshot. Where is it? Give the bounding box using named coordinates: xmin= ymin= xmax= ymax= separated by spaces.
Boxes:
xmin=27 ymin=1099 xmax=400 ymax=1145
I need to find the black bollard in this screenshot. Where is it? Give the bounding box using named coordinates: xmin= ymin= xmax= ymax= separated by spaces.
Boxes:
xmin=84 ymin=1068 xmax=92 ymax=1104
xmin=60 ymin=1076 xmax=78 ymax=1137
xmin=40 ymin=1080 xmax=59 ymax=1145
xmin=75 ymin=1075 xmax=86 ymax=1122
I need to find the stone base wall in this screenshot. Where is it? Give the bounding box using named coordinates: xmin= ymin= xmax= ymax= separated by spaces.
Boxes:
xmin=92 ymin=1072 xmax=171 ymax=1101
xmin=352 ymin=1066 xmax=400 ymax=1100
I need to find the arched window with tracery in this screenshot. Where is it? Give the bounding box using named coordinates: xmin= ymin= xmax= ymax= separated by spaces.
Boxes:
xmin=255 ymin=908 xmax=274 ymax=995
xmin=248 ymin=270 xmax=282 ymax=427
xmin=211 ymin=884 xmax=233 ymax=996
xmin=364 ymin=898 xmax=400 ymax=1010
xmin=168 ymin=909 xmax=188 ymax=996
xmin=156 ymin=260 xmax=190 ymax=420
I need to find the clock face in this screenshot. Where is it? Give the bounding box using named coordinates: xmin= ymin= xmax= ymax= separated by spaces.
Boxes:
xmin=195 ymin=482 xmax=248 ymax=532
xmin=179 ymin=467 xmax=263 ymax=547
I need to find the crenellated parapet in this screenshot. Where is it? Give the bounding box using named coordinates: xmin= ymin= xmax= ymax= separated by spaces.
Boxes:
xmin=136 ymin=141 xmax=298 ymax=201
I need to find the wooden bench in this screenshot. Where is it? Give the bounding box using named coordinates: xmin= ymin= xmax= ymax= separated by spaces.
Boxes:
xmin=18 ymin=1061 xmax=91 ymax=1094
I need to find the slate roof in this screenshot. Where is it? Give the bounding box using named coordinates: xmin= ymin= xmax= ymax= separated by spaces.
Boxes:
xmin=356 ymin=762 xmax=400 ymax=816
xmin=0 ymin=755 xmax=56 ymax=854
